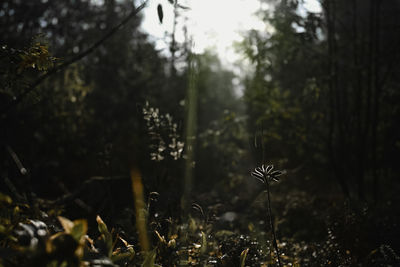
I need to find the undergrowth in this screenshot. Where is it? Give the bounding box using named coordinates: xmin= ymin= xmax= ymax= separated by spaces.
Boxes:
xmin=1 ymin=181 xmax=399 ymax=267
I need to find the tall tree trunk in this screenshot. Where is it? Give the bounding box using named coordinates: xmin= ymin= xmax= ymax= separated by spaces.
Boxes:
xmin=325 ymin=0 xmax=349 ymax=197
xmin=372 ymin=0 xmax=381 ymax=201
xmin=352 ymin=0 xmax=366 ymax=201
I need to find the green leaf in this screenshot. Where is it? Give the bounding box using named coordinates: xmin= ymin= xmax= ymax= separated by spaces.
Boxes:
xmin=70 ymin=219 xmax=87 ymax=243
xmin=240 ymin=248 xmax=249 ymax=267
xmin=200 ymin=231 xmax=207 ymax=254
xmin=96 ymin=215 xmax=113 ymax=257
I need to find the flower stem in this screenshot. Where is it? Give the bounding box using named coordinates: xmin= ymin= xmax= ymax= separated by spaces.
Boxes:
xmin=265 ymin=181 xmax=282 ymax=267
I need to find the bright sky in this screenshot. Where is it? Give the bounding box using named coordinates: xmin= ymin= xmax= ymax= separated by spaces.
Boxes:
xmin=140 ymin=0 xmax=321 ymax=64
xmin=141 ymin=0 xmax=265 ymax=62
xmin=140 ymin=0 xmax=321 ymax=94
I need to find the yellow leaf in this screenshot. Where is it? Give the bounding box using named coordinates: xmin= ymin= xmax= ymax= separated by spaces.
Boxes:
xmin=58 ymin=216 xmax=74 ymax=233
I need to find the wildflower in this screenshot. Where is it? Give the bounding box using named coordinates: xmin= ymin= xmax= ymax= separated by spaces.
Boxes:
xmin=251 ymin=164 xmax=284 ymax=184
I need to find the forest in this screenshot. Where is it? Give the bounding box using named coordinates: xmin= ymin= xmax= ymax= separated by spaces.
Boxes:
xmin=1 ymin=0 xmax=400 ymax=266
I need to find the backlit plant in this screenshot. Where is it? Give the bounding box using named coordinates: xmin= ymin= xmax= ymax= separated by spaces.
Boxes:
xmin=251 ymin=164 xmax=284 ymax=267
xmin=142 ymin=101 xmax=185 ymax=161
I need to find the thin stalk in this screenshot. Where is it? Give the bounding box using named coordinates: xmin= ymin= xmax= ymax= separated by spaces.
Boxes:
xmin=182 ymin=50 xmax=198 ymax=219
xmin=265 ymin=181 xmax=282 ymax=267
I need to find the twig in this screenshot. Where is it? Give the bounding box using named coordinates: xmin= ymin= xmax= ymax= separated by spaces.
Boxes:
xmin=1 ymin=0 xmax=148 ymax=116
xmin=6 ymin=146 xmax=27 ymax=175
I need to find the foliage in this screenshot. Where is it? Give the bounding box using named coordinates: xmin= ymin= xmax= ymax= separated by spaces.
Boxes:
xmin=0 ymin=195 xmax=135 ymax=266
xmin=142 ymin=102 xmax=184 ymax=162
xmin=1 ymin=0 xmax=400 ymax=266
xmin=240 ymin=0 xmax=400 ymax=199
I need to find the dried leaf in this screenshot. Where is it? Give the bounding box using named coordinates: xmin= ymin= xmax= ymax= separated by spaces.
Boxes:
xmin=155 ymin=230 xmax=167 ymax=244
xmin=57 ymin=216 xmax=74 ymax=233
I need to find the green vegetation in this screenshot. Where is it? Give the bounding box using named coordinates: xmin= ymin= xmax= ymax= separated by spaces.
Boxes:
xmin=1 ymin=0 xmax=400 ymax=266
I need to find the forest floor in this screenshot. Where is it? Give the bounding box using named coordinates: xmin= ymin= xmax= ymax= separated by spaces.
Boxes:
xmin=1 ymin=170 xmax=399 ymax=267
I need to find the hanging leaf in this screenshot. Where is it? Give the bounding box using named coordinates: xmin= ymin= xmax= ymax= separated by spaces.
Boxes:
xmin=157 ymin=4 xmax=163 ymax=24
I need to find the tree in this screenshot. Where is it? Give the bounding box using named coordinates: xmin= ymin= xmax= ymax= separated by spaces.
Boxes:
xmin=240 ymin=0 xmax=400 ymax=200
xmin=0 ymin=0 xmax=175 ymax=210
